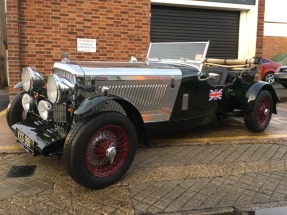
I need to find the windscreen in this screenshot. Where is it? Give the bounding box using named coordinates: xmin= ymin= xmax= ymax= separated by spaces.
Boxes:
xmin=147 ymin=42 xmax=209 ymax=62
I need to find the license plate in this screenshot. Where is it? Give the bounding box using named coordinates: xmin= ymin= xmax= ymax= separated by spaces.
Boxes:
xmin=16 ymin=129 xmax=34 ymax=150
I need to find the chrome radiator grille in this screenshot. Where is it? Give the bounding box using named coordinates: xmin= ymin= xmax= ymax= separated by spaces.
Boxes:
xmin=98 ymin=84 xmax=168 ymax=112
xmin=53 ymin=104 xmax=67 ymax=123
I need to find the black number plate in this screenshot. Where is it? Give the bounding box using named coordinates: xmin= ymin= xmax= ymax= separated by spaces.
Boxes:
xmin=16 ymin=129 xmax=34 ymax=150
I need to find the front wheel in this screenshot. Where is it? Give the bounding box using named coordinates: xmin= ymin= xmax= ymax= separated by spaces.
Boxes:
xmin=63 ymin=112 xmax=137 ymax=189
xmin=244 ymin=90 xmax=273 ymax=132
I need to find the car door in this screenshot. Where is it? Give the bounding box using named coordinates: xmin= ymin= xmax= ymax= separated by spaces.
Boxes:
xmin=170 ymin=70 xmax=221 ymax=123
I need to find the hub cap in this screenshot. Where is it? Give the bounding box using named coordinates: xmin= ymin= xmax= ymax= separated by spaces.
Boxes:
xmin=257 ymin=96 xmax=271 ymax=126
xmin=264 ymin=73 xmax=274 ymax=84
xmin=106 ymin=146 xmax=116 ymax=164
xmin=84 ymin=125 xmax=129 ymax=177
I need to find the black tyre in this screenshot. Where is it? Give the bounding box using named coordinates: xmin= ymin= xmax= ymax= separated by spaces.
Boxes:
xmin=282 ymin=84 xmax=287 ymax=88
xmin=63 ymin=112 xmax=137 ymax=189
xmin=244 ymin=90 xmax=273 ymax=132
xmin=263 ymin=72 xmax=274 ymax=84
xmin=6 ymin=91 xmax=25 ymax=131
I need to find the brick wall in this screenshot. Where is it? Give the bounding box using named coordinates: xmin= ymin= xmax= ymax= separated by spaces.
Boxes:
xmin=6 ymin=0 xmax=150 ymax=96
xmin=263 ymin=36 xmax=287 ymax=59
xmin=256 ymin=0 xmax=265 ymax=57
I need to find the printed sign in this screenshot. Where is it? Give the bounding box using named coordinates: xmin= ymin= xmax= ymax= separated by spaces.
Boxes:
xmin=77 ymin=38 xmax=96 ymax=52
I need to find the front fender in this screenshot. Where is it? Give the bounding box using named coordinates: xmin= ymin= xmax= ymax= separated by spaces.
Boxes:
xmin=74 ymin=94 xmax=140 ymax=116
xmin=74 ymin=94 xmax=149 ymax=146
xmin=244 ymin=81 xmax=280 ymax=114
xmin=74 ymin=94 xmax=128 ymax=115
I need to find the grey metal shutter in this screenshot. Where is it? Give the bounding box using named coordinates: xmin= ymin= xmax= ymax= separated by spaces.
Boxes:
xmin=151 ymin=5 xmax=240 ymax=59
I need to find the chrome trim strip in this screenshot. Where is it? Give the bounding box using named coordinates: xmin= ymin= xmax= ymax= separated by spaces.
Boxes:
xmin=82 ymin=67 xmax=181 ymax=79
xmin=201 ymin=41 xmax=210 ymax=71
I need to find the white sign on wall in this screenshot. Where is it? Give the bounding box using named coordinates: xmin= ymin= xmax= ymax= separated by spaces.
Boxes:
xmin=77 ymin=38 xmax=96 ymax=52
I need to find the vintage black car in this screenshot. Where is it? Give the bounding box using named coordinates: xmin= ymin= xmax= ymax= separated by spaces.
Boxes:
xmin=274 ymin=65 xmax=287 ymax=88
xmin=7 ymin=42 xmax=279 ymax=189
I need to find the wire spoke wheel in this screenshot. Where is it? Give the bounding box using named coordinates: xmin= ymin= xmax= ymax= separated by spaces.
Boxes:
xmin=256 ymin=96 xmax=271 ymax=126
xmin=85 ymin=125 xmax=129 ymax=177
xmin=244 ymin=90 xmax=273 ymax=132
xmin=63 ymin=112 xmax=137 ymax=189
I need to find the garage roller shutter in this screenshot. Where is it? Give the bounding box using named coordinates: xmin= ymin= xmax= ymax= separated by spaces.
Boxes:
xmin=151 ymin=5 xmax=240 ymax=59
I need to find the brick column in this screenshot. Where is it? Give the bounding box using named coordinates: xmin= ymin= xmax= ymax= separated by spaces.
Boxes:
xmin=255 ymin=0 xmax=265 ymax=80
xmin=256 ymin=0 xmax=265 ymax=57
xmin=6 ymin=0 xmax=21 ymax=98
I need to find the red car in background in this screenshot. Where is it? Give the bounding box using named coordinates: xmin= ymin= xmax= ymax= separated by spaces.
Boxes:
xmin=261 ymin=57 xmax=282 ymax=84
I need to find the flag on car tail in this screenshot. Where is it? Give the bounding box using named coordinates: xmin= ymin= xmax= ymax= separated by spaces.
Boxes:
xmin=209 ymin=89 xmax=223 ymax=101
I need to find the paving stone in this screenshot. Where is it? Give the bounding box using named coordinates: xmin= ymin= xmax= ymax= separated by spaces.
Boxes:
xmin=251 ymin=192 xmax=271 ymax=204
xmin=0 ymin=185 xmax=20 ymax=201
xmin=151 ymin=199 xmax=169 ymax=212
xmin=0 ymin=178 xmax=32 ymax=192
xmin=13 ymin=186 xmax=44 ymax=197
xmin=164 ymin=193 xmax=194 ymax=212
xmin=235 ymin=194 xmax=253 ymax=205
xmin=161 ymin=186 xmax=186 ymax=203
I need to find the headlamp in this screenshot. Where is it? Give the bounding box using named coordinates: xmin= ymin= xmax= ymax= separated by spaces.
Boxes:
xmin=47 ymin=74 xmax=75 ymax=103
xmin=21 ymin=67 xmax=45 ymax=92
xmin=37 ymin=100 xmax=53 ymax=120
xmin=22 ymin=94 xmax=35 ymax=112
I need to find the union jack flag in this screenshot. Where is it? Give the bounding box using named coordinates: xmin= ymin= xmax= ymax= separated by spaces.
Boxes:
xmin=209 ymin=89 xmax=223 ymax=101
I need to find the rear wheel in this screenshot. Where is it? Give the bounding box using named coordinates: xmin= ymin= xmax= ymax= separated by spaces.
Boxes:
xmin=63 ymin=112 xmax=137 ymax=189
xmin=282 ymin=84 xmax=287 ymax=88
xmin=263 ymin=72 xmax=274 ymax=84
xmin=244 ymin=90 xmax=273 ymax=132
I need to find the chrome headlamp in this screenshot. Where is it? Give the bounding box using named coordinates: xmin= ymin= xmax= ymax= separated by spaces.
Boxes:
xmin=21 ymin=67 xmax=45 ymax=92
xmin=22 ymin=94 xmax=35 ymax=112
xmin=47 ymin=74 xmax=75 ymax=103
xmin=37 ymin=100 xmax=53 ymax=120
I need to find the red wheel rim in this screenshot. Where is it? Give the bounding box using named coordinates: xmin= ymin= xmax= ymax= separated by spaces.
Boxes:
xmin=256 ymin=96 xmax=271 ymax=126
xmin=84 ymin=125 xmax=129 ymax=177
